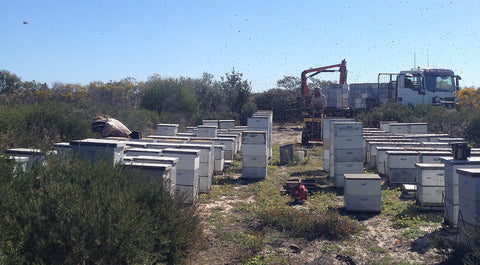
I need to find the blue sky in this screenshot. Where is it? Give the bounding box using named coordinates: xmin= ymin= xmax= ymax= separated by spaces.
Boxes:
xmin=2 ymin=0 xmax=479 ymax=92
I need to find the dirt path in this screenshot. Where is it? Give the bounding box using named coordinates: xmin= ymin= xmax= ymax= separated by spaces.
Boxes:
xmin=189 ymin=124 xmax=449 ymax=265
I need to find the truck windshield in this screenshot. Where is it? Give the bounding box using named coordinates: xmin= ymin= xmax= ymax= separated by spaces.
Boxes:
xmin=425 ymin=75 xmax=455 ymax=92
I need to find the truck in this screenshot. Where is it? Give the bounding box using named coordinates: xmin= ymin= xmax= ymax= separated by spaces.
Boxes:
xmin=300 ymin=60 xmax=462 ymax=144
xmin=377 ymin=68 xmax=461 ymax=108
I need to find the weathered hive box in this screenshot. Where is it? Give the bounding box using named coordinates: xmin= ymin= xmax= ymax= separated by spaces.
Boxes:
xmin=162 ymin=148 xmax=200 ymax=203
xmin=53 ymin=142 xmax=72 ymax=157
xmin=5 ymin=148 xmax=45 ymax=169
xmin=122 ymin=162 xmax=174 ymax=194
xmin=379 ymin=121 xmax=398 ymax=132
xmin=69 ymin=139 xmax=125 ymax=165
xmin=457 ymin=168 xmax=480 ymax=245
xmin=147 ymin=135 xmax=191 ymax=142
xmin=197 ymin=125 xmax=218 ymax=138
xmin=218 ymin=120 xmax=235 ymax=129
xmin=247 ymin=115 xmax=272 ymax=158
xmin=125 ymin=148 xmax=163 ymax=157
xmin=440 ymin=157 xmax=480 ymax=227
xmin=242 ymin=130 xmax=268 ymax=179
xmin=419 ymin=151 xmax=452 ymax=164
xmin=376 ymin=146 xmax=405 ymax=174
xmin=415 ymin=163 xmax=445 ymax=208
xmin=202 ymin=119 xmax=219 ymax=127
xmin=386 ymin=150 xmax=420 ymax=184
xmin=217 ymin=133 xmax=240 ymax=154
xmin=330 ymin=121 xmax=364 ymax=187
xmin=128 ymin=155 xmax=179 ymax=188
xmin=437 ymin=137 xmax=466 ymax=144
xmin=156 ymin=124 xmax=179 ymax=136
xmin=322 ymin=118 xmax=355 ymax=171
xmin=8 ymin=156 xmax=29 ymax=174
xmin=344 ymin=174 xmax=381 ymax=212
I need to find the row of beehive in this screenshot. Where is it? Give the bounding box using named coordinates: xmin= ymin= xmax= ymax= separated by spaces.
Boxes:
xmin=364 ymin=121 xmax=480 ymax=245
xmin=322 ymin=118 xmax=381 ymax=212
xmin=6 ymin=119 xmax=250 ymax=204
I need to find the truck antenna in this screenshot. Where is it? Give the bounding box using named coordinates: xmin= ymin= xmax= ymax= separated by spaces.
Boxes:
xmin=414 ymin=52 xmax=416 ymax=68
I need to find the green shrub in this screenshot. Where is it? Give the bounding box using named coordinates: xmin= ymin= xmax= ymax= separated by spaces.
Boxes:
xmin=0 ymin=155 xmax=203 ymax=264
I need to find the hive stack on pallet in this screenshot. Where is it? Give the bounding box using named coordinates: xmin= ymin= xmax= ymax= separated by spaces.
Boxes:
xmin=156 ymin=124 xmax=179 ymax=136
xmin=330 ymin=121 xmax=364 ymax=188
xmin=415 ymin=163 xmax=445 ymax=209
xmin=248 ymin=111 xmax=273 ymax=158
xmin=162 ymin=148 xmax=200 ymax=204
xmin=322 ymin=118 xmax=355 ymax=171
xmin=457 ymin=168 xmax=480 ymax=246
xmin=241 ymin=131 xmax=268 ymax=179
xmin=441 ymin=157 xmax=480 ymax=227
xmin=125 ymin=155 xmax=179 ymax=193
xmin=344 ymin=174 xmax=381 ymax=212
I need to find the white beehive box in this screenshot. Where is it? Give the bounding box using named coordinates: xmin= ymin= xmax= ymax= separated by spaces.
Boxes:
xmin=162 ymin=148 xmax=200 ymax=171
xmin=379 ymin=121 xmax=398 ymax=132
xmin=218 ymin=120 xmax=235 ymax=129
xmin=122 ymin=162 xmax=174 ymax=194
xmin=242 ymin=166 xmax=267 ymax=179
xmin=408 ymin=123 xmax=428 ymax=134
xmin=125 ymin=148 xmax=163 ymax=157
xmin=242 ymin=143 xmax=268 ymax=157
xmin=458 ymin=168 xmax=480 ymax=225
xmin=333 ymin=122 xmax=363 ymax=136
xmin=5 ymin=148 xmax=45 ymax=169
xmin=344 ymin=174 xmax=381 ymax=213
xmin=388 ymin=124 xmax=410 ymax=134
xmin=242 ymin=131 xmax=267 ymax=145
xmin=197 ymin=125 xmax=218 ymax=138
xmin=415 ymin=163 xmax=445 ymax=186
xmin=156 ymin=124 xmax=179 ymax=136
xmin=69 ymin=139 xmax=125 ymax=165
xmin=458 ymin=168 xmax=480 ymax=202
xmin=376 ymin=147 xmax=405 ymax=174
xmin=202 ymin=120 xmax=219 ymax=127
xmin=420 ymin=151 xmax=452 ymax=164
xmin=387 ymin=150 xmax=420 ymax=169
xmin=334 ymin=149 xmax=363 ymax=162
xmin=242 ymin=155 xmax=268 ymax=168
xmin=334 ymin=162 xmax=364 ymax=188
xmin=417 ymin=185 xmax=444 ymax=206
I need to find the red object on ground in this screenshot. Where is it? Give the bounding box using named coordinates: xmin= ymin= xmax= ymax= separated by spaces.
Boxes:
xmin=291 ymin=184 xmax=307 ymax=203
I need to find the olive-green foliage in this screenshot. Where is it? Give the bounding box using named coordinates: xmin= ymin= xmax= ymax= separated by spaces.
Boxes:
xmin=0 ymin=102 xmax=94 ymax=150
xmin=0 ymin=156 xmax=202 ymax=265
xmin=356 ymin=103 xmax=480 ymax=146
xmin=253 ymin=88 xmax=301 ymax=123
xmin=140 ymin=78 xmax=198 ymax=126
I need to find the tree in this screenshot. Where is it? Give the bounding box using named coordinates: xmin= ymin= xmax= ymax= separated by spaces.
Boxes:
xmin=0 ymin=70 xmax=21 ymax=94
xmin=220 ymin=69 xmax=254 ymax=124
xmin=253 ymin=89 xmax=300 ymax=123
xmin=140 ymin=77 xmax=198 ymax=125
xmin=457 ymin=87 xmax=480 ymax=110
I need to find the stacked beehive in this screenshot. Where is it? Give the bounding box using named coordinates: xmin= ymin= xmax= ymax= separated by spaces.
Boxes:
xmin=415 ymin=163 xmax=445 ymax=208
xmin=344 ymin=174 xmax=381 ymax=212
xmin=248 ymin=111 xmax=273 ymax=158
xmin=441 ymin=157 xmax=480 ymax=227
xmin=322 ymin=118 xmax=355 ymax=171
xmin=162 ymin=148 xmax=200 ymax=204
xmin=330 ymin=121 xmax=364 ymax=188
xmin=457 ymin=168 xmax=480 ymax=245
xmin=197 ymin=125 xmax=218 ymax=138
xmin=241 ymin=131 xmax=268 ymax=179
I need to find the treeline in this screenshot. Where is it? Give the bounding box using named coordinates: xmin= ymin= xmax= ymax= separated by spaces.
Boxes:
xmin=1 ymin=69 xmax=480 ymax=149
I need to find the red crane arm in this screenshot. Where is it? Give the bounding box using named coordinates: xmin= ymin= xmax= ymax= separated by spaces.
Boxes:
xmin=301 ymin=59 xmax=347 ymax=100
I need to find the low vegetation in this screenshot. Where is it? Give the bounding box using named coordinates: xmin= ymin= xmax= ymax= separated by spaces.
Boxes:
xmin=0 ymin=155 xmax=203 ymax=264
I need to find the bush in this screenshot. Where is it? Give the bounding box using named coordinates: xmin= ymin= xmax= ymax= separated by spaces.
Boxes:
xmin=0 ymin=155 xmax=203 ymax=264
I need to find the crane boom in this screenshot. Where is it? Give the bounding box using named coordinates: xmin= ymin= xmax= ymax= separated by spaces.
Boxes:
xmin=301 ymin=59 xmax=347 ymax=103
